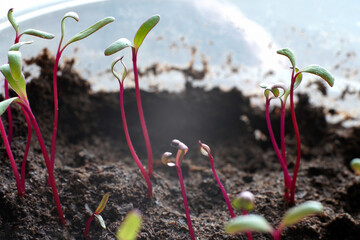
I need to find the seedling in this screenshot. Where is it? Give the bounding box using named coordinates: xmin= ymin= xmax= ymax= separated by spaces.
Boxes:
xmin=48 ymin=12 xmax=114 ymax=183
xmin=350 ymin=158 xmax=360 ymax=175
xmin=231 ymin=191 xmax=255 ymax=240
xmin=104 ymin=15 xmax=160 ymax=178
xmin=162 ymin=139 xmax=195 ymax=240
xmin=225 ymin=201 xmax=323 ymax=240
xmin=109 ymin=56 xmax=152 ymax=198
xmin=5 ymin=8 xmax=54 ymax=144
xmin=84 ymin=192 xmax=109 ymax=238
xmin=260 ymin=48 xmax=335 ymax=205
xmin=116 ymin=209 xmax=143 ymax=240
xmin=198 ymin=141 xmax=235 ymax=218
xmin=0 ymin=43 xmax=65 ymax=225
xmin=0 ymin=97 xmax=24 ymax=196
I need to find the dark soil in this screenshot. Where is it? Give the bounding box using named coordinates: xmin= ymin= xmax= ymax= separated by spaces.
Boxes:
xmin=0 ymin=50 xmax=360 ymax=239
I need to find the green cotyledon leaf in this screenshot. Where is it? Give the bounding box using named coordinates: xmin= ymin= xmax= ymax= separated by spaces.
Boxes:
xmin=133 ymin=15 xmax=160 ymax=51
xmin=0 ymin=97 xmax=18 ymax=116
xmin=300 ymin=64 xmax=335 ymax=87
xmin=116 ymin=210 xmax=142 ymax=240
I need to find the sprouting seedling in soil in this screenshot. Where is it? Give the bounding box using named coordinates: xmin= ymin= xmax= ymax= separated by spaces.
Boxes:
xmin=5 ymin=8 xmax=55 ymax=145
xmin=109 ymin=56 xmax=152 ymax=198
xmin=116 ymin=209 xmax=143 ymax=240
xmin=84 ymin=192 xmax=109 ymax=238
xmin=0 ymin=97 xmax=24 ymax=196
xmin=198 ymin=141 xmax=236 ymax=218
xmin=47 ymin=12 xmax=114 ymax=184
xmin=260 ymin=48 xmax=335 ymax=205
xmin=225 ymin=201 xmax=323 ymax=240
xmin=104 ymin=15 xmax=160 ymax=178
xmin=0 ymin=43 xmax=66 ymax=225
xmin=231 ymin=191 xmax=255 ymax=240
xmin=350 ymin=158 xmax=360 ymax=175
xmin=162 ymin=139 xmax=195 ymax=240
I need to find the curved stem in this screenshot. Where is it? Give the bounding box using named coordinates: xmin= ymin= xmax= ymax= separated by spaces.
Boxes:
xmin=289 ymin=73 xmax=301 ymax=205
xmin=20 ymin=106 xmax=32 ymax=191
xmin=0 ymin=118 xmax=24 ymax=196
xmin=175 ymin=164 xmax=195 ymax=240
xmin=84 ymin=214 xmax=95 ymax=238
xmin=205 ymin=146 xmax=235 ymax=218
xmin=120 ymin=85 xmax=152 ymax=198
xmin=132 ymin=49 xmax=153 ymax=177
xmin=18 ymin=102 xmax=66 ymax=225
xmin=266 ymin=99 xmax=291 ymax=201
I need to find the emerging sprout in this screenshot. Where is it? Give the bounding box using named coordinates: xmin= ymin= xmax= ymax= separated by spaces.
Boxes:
xmin=232 ymin=191 xmax=255 ymax=212
xmin=116 ymin=210 xmax=143 ymax=240
xmin=105 ymin=15 xmax=160 ymax=178
xmin=162 ymin=139 xmax=195 ymax=240
xmin=350 ymin=158 xmax=360 ymax=175
xmin=84 ymin=193 xmax=110 ymax=238
xmin=260 ymin=48 xmax=335 ymax=205
xmin=225 ymin=201 xmax=323 ymax=240
xmin=109 ymin=56 xmax=152 ymax=198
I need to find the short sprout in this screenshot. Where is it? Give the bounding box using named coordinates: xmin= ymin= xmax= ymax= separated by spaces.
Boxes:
xmin=199 ymin=142 xmax=211 ymax=157
xmin=161 ymin=152 xmax=175 ymax=167
xmin=350 ymin=158 xmax=360 ymax=175
xmin=171 ymin=139 xmax=188 ymax=152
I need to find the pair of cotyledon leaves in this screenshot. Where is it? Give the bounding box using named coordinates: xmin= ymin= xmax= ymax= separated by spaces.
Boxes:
xmin=261 ymin=48 xmax=335 ymax=101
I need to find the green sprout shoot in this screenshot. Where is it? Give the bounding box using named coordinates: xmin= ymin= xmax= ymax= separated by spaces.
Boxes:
xmin=231 ymin=191 xmax=255 ymax=240
xmin=225 ymin=201 xmax=323 ymax=240
xmin=116 ymin=210 xmax=143 ymax=240
xmin=84 ymin=192 xmax=110 ymax=238
xmin=350 ymin=158 xmax=360 ymax=175
xmin=261 ymin=48 xmax=335 ymax=205
xmin=104 ymin=15 xmax=160 ymax=178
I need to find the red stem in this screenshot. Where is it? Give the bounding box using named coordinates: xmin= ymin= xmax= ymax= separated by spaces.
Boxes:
xmin=241 ymin=210 xmax=253 ymax=240
xmin=0 ymin=118 xmax=24 ymax=196
xmin=201 ymin=142 xmax=235 ymax=218
xmin=289 ymin=73 xmax=301 ymax=205
xmin=120 ymin=84 xmax=152 ymax=198
xmin=83 ymin=214 xmax=95 ymax=238
xmin=132 ymin=49 xmax=153 ymax=177
xmin=175 ymin=164 xmax=195 ymax=240
xmin=20 ymin=106 xmax=32 ymax=191
xmin=18 ymin=101 xmax=66 ymax=225
xmin=265 ymin=99 xmax=291 ymax=201
xmin=272 ymin=229 xmax=281 ymax=240
xmin=280 ymin=103 xmax=287 ymax=165
xmin=4 ymin=80 xmax=13 ymax=143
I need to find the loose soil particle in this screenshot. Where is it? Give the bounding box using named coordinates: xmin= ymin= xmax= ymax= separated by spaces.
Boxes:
xmin=0 ymin=50 xmax=359 ymax=239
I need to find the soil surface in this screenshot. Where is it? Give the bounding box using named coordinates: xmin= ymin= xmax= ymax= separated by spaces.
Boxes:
xmin=0 ymin=50 xmax=360 ymax=239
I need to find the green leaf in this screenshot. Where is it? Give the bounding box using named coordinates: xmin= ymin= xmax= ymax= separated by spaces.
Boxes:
xmin=133 ymin=15 xmax=160 ymax=50
xmin=225 ymin=215 xmax=273 ymax=234
xmin=0 ymin=64 xmax=27 ymax=100
xmin=277 ymin=48 xmax=296 ymax=68
xmin=61 ymin=12 xmax=79 ymax=41
xmin=9 ymin=41 xmax=33 ymax=51
xmin=104 ymin=38 xmax=133 ymax=56
xmin=300 ymin=64 xmax=335 ymax=87
xmin=281 ymin=201 xmax=323 ymax=227
xmin=94 ymin=193 xmax=109 ymax=215
xmin=95 ymin=214 xmax=107 ymax=229
xmin=8 ymin=51 xmax=22 ymax=81
xmin=64 ymin=16 xmax=115 ymax=48
xmin=116 ymin=210 xmax=143 ymax=240
xmin=0 ymin=97 xmax=18 ymax=116
xmin=8 ymin=8 xmax=19 ymax=34
xmin=350 ymin=158 xmax=360 ymax=175
xmin=21 ymin=29 xmax=55 ymax=39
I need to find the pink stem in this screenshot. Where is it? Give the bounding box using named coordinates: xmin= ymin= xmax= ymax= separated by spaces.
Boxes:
xmin=265 ymin=99 xmax=291 ymax=201
xmin=202 ymin=143 xmax=235 ymax=218
xmin=280 ymin=103 xmax=287 ymax=165
xmin=20 ymin=106 xmax=32 ymax=191
xmin=272 ymin=229 xmax=281 ymax=240
xmin=83 ymin=214 xmax=95 ymax=238
xmin=132 ymin=49 xmax=153 ymax=177
xmin=289 ymin=74 xmax=301 ymax=205
xmin=242 ymin=210 xmax=253 ymax=240
xmin=120 ymin=84 xmax=152 ymax=198
xmin=0 ymin=118 xmax=24 ymax=196
xmin=18 ymin=102 xmax=66 ymax=225
xmin=175 ymin=164 xmax=195 ymax=240
xmin=50 ymin=48 xmax=62 ymax=175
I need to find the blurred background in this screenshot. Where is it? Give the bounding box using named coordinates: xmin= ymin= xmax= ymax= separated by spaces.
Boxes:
xmin=0 ymin=0 xmax=359 ymax=126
